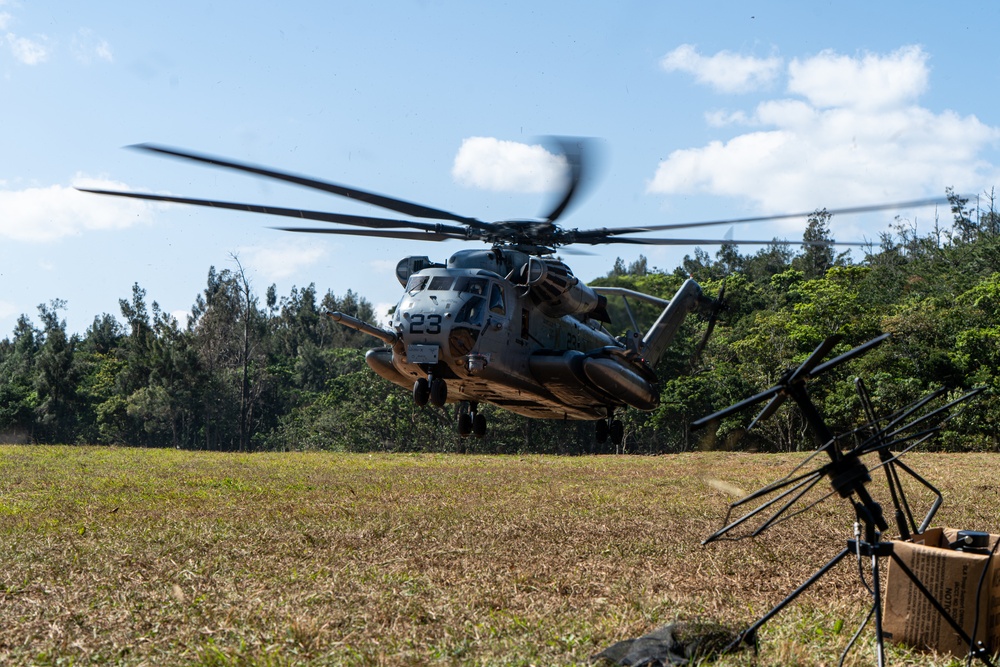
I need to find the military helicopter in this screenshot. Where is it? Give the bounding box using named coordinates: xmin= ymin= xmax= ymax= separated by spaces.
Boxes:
xmin=80 ymin=139 xmax=949 ymax=445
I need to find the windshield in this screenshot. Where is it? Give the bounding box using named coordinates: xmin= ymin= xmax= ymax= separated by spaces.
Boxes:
xmin=454 ymin=276 xmax=488 ymax=296
xmin=405 ymin=275 xmax=428 ymax=296
xmin=427 ymin=276 xmax=454 ymax=291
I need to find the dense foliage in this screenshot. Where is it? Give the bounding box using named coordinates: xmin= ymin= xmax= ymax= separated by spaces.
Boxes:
xmin=1 ymin=192 xmax=997 ymax=453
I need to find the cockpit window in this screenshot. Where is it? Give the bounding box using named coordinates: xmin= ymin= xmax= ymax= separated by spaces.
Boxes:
xmin=489 ymin=284 xmax=506 ymax=315
xmin=454 ymin=276 xmax=488 ymax=296
xmin=428 ymin=276 xmax=454 ymax=291
xmin=405 ymin=275 xmax=428 ymax=296
xmin=455 ymin=296 xmax=486 ymax=326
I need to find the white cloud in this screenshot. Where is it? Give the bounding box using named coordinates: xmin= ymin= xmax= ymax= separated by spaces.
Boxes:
xmin=373 ymin=302 xmax=395 ymax=327
xmin=95 ymin=40 xmax=112 ymax=62
xmin=237 ymin=240 xmax=326 ymax=282
xmin=649 ymin=46 xmax=1000 ymax=215
xmin=6 ymin=32 xmax=49 ymax=65
xmin=371 ymin=258 xmax=398 ymax=274
xmin=171 ymin=310 xmax=191 ymax=328
xmin=0 ymin=13 xmax=11 ymax=31
xmin=451 ymin=137 xmax=567 ymax=192
xmin=705 ymin=109 xmax=752 ymax=127
xmin=0 ymin=176 xmax=156 ymax=242
xmin=71 ymin=28 xmax=113 ymax=64
xmin=788 ymin=46 xmax=928 ymax=110
xmin=660 ymin=44 xmax=782 ymax=94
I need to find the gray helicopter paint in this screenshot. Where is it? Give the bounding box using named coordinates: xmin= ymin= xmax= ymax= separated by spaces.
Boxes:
xmin=351 ymin=252 xmax=705 ymax=421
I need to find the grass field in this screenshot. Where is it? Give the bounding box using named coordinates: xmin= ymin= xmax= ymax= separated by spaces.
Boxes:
xmin=0 ymin=446 xmax=997 ymax=666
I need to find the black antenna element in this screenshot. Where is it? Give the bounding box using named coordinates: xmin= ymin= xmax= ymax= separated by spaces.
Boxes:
xmin=693 ymin=333 xmax=991 ymax=666
xmin=695 ymin=333 xmax=892 ymax=535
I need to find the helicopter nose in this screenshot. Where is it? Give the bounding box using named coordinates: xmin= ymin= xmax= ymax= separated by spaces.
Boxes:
xmin=399 ymin=309 xmax=449 ymax=342
xmin=398 ymin=303 xmax=487 ymax=370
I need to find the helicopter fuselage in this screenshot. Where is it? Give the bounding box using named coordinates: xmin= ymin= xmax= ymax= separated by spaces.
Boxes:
xmin=355 ymin=248 xmax=683 ymax=421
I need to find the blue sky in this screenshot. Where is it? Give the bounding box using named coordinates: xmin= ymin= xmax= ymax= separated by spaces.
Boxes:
xmin=2 ymin=1 xmax=1000 ymax=335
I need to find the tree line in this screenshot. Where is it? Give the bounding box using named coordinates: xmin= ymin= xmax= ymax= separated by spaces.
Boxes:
xmin=0 ymin=190 xmax=997 ymax=453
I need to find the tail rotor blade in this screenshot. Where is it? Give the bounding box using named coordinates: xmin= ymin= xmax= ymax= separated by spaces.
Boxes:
xmin=540 ymin=137 xmax=596 ymax=223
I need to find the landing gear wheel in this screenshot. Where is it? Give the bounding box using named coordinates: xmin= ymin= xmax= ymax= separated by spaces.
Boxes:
xmin=429 ymin=378 xmax=447 ymax=407
xmin=609 ymin=419 xmax=624 ymax=447
xmin=457 ymin=412 xmax=473 ymax=437
xmin=472 ymin=413 xmax=487 ymax=438
xmin=413 ymin=378 xmax=429 ymax=406
xmin=595 ymin=419 xmax=609 ymax=444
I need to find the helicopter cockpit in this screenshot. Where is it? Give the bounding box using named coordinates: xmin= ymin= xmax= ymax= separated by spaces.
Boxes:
xmin=404 ymin=273 xmax=488 ymax=297
xmin=398 ymin=271 xmax=506 ymax=329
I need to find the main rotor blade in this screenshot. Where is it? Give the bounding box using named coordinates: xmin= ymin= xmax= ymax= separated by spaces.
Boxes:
xmin=275 ymin=227 xmax=465 ymax=242
xmin=541 ymin=137 xmax=591 ymax=223
xmin=129 ymin=143 xmax=495 ymax=231
xmin=614 ymin=196 xmax=954 ymax=234
xmin=592 ymin=236 xmax=870 ymax=247
xmin=77 ymin=187 xmax=471 ymax=235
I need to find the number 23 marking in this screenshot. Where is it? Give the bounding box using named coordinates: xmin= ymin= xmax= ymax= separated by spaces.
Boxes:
xmin=409 ymin=314 xmax=442 ymax=334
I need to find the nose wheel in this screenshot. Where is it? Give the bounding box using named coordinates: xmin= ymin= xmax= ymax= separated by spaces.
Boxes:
xmin=457 ymin=402 xmax=487 ymax=438
xmin=413 ymin=377 xmax=430 ymax=406
xmin=413 ymin=374 xmax=447 ymax=407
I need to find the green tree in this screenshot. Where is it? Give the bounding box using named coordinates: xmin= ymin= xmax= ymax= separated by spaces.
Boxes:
xmin=34 ymin=301 xmax=79 ymax=442
xmin=793 ymin=209 xmax=835 ymax=279
xmin=0 ymin=314 xmax=40 ymax=440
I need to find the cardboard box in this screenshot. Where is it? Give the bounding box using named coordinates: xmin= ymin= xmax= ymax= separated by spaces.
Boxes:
xmin=883 ymin=527 xmax=1000 ymax=658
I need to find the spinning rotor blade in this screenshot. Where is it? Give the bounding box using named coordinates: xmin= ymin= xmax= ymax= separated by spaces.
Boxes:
xmin=607 ymin=196 xmax=955 ymax=235
xmin=276 ymin=227 xmax=466 ymax=242
xmin=86 ymin=141 xmax=956 ymax=253
xmin=590 ymin=236 xmax=869 ymax=247
xmin=76 ymin=187 xmax=472 ymax=236
xmin=129 ymin=143 xmax=495 ymax=231
xmin=540 ymin=137 xmax=593 ymax=223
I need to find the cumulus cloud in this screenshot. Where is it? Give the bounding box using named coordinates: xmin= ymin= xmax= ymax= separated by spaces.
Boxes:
xmin=371 ymin=258 xmax=399 ymax=274
xmin=71 ymin=28 xmax=113 ymax=64
xmin=0 ymin=176 xmax=156 ymax=242
xmin=650 ymin=46 xmax=1000 ymax=215
xmin=170 ymin=310 xmax=191 ymax=328
xmin=660 ymin=44 xmax=782 ymax=94
xmin=451 ymin=137 xmax=567 ymax=192
xmin=373 ymin=302 xmax=395 ymax=327
xmin=789 ymin=46 xmax=928 ymax=110
xmin=2 ymin=6 xmax=112 ymax=66
xmin=237 ymin=240 xmax=326 ymax=282
xmin=6 ymin=32 xmax=49 ymax=64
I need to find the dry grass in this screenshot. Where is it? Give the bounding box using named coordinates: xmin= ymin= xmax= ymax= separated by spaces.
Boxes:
xmin=0 ymin=446 xmax=996 ymax=666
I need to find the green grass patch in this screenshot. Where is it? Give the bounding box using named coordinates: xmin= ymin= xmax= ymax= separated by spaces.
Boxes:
xmin=0 ymin=446 xmax=996 ymax=665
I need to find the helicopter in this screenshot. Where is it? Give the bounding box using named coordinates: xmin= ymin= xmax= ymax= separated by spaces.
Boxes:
xmin=80 ymin=138 xmax=950 ymax=445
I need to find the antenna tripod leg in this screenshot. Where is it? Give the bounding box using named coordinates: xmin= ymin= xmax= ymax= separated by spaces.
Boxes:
xmin=723 ymin=547 xmax=852 ymax=654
